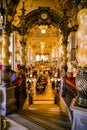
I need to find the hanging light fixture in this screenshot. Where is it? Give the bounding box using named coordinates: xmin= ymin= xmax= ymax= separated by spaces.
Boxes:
xmin=39 ymin=25 xmax=48 ymax=34
xmin=40 ymin=42 xmax=45 ymax=55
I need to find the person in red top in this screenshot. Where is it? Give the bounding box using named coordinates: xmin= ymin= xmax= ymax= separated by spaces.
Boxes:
xmin=9 ymin=70 xmax=23 ymax=86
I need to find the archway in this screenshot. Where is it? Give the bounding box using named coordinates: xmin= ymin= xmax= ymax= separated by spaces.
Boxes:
xmin=18 ymin=7 xmax=66 ymax=34
xmin=21 ymin=7 xmax=64 ymax=106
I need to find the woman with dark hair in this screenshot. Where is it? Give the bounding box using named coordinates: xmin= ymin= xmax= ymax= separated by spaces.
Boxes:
xmin=9 ymin=70 xmax=18 ymax=83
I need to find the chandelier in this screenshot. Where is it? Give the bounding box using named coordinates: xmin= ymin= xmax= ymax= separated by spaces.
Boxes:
xmin=40 ymin=42 xmax=45 ymax=54
xmin=39 ymin=25 xmax=48 ymax=34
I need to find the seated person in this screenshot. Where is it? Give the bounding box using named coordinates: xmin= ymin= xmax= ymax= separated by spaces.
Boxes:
xmin=9 ymin=69 xmax=23 ymax=86
xmin=9 ymin=70 xmax=18 ymax=83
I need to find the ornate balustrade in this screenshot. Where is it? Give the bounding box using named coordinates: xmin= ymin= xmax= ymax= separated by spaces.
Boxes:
xmin=60 ymin=77 xmax=78 ymax=123
xmin=62 ymin=77 xmax=77 ymax=107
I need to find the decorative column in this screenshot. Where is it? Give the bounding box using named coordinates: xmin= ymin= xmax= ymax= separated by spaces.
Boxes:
xmin=20 ymin=36 xmax=27 ymax=100
xmin=20 ymin=36 xmax=26 ymax=68
xmin=18 ymin=1 xmax=26 ymax=70
xmin=67 ymin=31 xmax=77 ymax=78
xmin=60 ymin=10 xmax=70 ymax=89
xmin=0 ymin=1 xmax=17 ymax=115
xmin=61 ymin=35 xmax=68 ymax=97
xmin=25 ymin=44 xmax=28 ymax=67
xmin=2 ymin=29 xmax=11 ymax=86
xmin=61 ymin=24 xmax=78 ymax=96
xmin=0 ymin=27 xmax=17 ymax=115
xmin=61 ymin=39 xmax=67 ymax=78
xmin=15 ymin=2 xmax=27 ymax=101
xmin=70 ymin=3 xmax=87 ymax=130
xmin=67 ymin=34 xmax=72 ymax=77
xmin=75 ymin=8 xmax=87 ymax=107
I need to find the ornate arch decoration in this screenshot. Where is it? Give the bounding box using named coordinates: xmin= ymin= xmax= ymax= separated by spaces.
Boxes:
xmin=23 ymin=7 xmax=65 ymax=34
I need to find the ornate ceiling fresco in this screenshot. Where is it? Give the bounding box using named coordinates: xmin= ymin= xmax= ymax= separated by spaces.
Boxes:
xmin=1 ymin=0 xmax=80 ymax=55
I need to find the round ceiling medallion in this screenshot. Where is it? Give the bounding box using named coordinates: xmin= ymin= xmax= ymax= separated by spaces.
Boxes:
xmin=41 ymin=13 xmax=48 ymax=20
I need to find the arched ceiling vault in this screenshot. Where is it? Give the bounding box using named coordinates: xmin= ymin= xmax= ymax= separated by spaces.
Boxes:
xmin=13 ymin=7 xmax=65 ymax=35
xmin=12 ymin=7 xmax=72 ymax=55
xmin=1 ymin=0 xmax=77 ymax=55
xmin=22 ymin=7 xmax=64 ymax=55
xmin=25 ymin=7 xmax=63 ymax=31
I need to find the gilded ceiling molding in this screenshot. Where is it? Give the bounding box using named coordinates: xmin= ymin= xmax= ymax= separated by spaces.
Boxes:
xmin=25 ymin=7 xmax=76 ymax=46
xmin=1 ymin=0 xmax=77 ymax=37
xmin=62 ymin=24 xmax=78 ymax=45
xmin=24 ymin=7 xmax=64 ymax=34
xmin=11 ymin=7 xmax=64 ymax=35
xmin=7 ymin=0 xmax=20 ymax=16
xmin=0 ymin=0 xmax=20 ymax=35
xmin=11 ymin=6 xmax=77 ymax=43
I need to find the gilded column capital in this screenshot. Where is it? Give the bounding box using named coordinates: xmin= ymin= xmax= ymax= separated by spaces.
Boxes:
xmin=62 ymin=27 xmax=71 ymax=45
xmin=2 ymin=21 xmax=12 ymax=36
xmin=70 ymin=25 xmax=78 ymax=32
